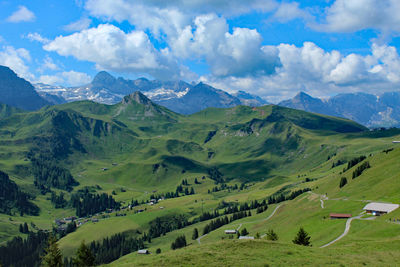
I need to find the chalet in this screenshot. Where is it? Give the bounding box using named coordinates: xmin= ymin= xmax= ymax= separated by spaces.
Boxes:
xmin=91 ymin=218 xmax=99 ymax=222
xmin=392 ymin=141 xmax=400 ymax=143
xmin=225 ymin=230 xmax=237 ymax=234
xmin=138 ymin=249 xmax=149 ymax=254
xmin=330 ymin=213 xmax=352 ymax=219
xmin=101 ymin=168 xmax=108 ymax=171
xmin=363 ymin=202 xmax=399 ymax=216
xmin=239 ymin=236 xmax=254 ymax=240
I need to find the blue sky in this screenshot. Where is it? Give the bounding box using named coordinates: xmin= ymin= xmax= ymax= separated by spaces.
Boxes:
xmin=1 ymin=0 xmax=400 ymax=102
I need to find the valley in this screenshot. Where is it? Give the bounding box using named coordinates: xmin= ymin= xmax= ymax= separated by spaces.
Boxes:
xmin=1 ymin=89 xmax=400 ymax=266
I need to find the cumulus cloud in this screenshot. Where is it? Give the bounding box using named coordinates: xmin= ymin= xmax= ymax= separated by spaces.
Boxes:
xmin=314 ymin=0 xmax=400 ymax=34
xmin=25 ymin=33 xmax=50 ymax=44
xmin=0 ymin=46 xmax=34 ymax=80
xmin=38 ymin=71 xmax=92 ymax=86
xmin=200 ymin=42 xmax=400 ymax=102
xmin=171 ymin=14 xmax=281 ymax=77
xmin=85 ymin=0 xmax=277 ymax=19
xmin=7 ymin=6 xmax=35 ymax=23
xmin=38 ymin=55 xmax=59 ymax=72
xmin=271 ymin=2 xmax=311 ymax=23
xmin=63 ymin=17 xmax=92 ymax=32
xmin=44 ymin=24 xmax=194 ymax=80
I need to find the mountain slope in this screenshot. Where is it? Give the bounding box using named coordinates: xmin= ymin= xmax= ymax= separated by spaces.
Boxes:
xmin=0 ymin=66 xmax=50 ymax=110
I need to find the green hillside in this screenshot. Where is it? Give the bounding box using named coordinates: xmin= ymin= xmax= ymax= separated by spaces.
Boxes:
xmin=1 ymin=92 xmax=400 ymax=266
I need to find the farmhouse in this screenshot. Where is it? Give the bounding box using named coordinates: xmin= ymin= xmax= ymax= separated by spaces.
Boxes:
xmin=330 ymin=213 xmax=352 ymax=219
xmin=138 ymin=249 xmax=149 ymax=254
xmin=225 ymin=230 xmax=237 ymax=234
xmin=363 ymin=202 xmax=399 ymax=216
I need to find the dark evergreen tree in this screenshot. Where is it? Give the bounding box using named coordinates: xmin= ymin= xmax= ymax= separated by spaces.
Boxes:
xmin=292 ymin=227 xmax=311 ymax=246
xmin=156 ymin=248 xmax=161 ymax=254
xmin=23 ymin=222 xmax=29 ymax=233
xmin=240 ymin=228 xmax=249 ymax=236
xmin=73 ymin=240 xmax=95 ymax=267
xmin=266 ymin=229 xmax=278 ymax=241
xmin=171 ymin=235 xmax=187 ymax=250
xmin=192 ymin=228 xmax=199 ymax=240
xmin=41 ymin=235 xmax=63 ymax=267
xmin=339 ymin=177 xmax=347 ymax=188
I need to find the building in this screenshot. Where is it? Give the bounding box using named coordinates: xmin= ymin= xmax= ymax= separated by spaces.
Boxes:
xmin=330 ymin=213 xmax=352 ymax=219
xmin=239 ymin=236 xmax=254 ymax=240
xmin=225 ymin=230 xmax=237 ymax=234
xmin=363 ymin=202 xmax=399 ymax=216
xmin=138 ymin=249 xmax=149 ymax=254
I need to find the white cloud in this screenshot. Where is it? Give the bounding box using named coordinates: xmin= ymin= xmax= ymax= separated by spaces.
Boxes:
xmin=0 ymin=46 xmax=34 ymax=80
xmin=7 ymin=6 xmax=35 ymax=23
xmin=63 ymin=18 xmax=92 ymax=32
xmin=38 ymin=75 xmax=64 ymax=85
xmin=44 ymin=24 xmax=194 ymax=80
xmin=314 ymin=0 xmax=400 ymax=34
xmin=272 ymin=2 xmax=311 ymax=23
xmin=61 ymin=71 xmax=92 ymax=86
xmin=38 ymin=71 xmax=91 ymax=86
xmin=38 ymin=55 xmax=59 ymax=72
xmin=171 ymin=14 xmax=281 ymax=77
xmin=85 ymin=0 xmax=277 ymax=19
xmin=200 ymin=42 xmax=400 ymax=103
xmin=25 ymin=33 xmax=50 ymax=44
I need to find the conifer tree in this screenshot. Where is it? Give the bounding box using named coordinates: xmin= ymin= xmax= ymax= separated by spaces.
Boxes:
xmin=41 ymin=235 xmax=63 ymax=267
xmin=266 ymin=229 xmax=278 ymax=241
xmin=292 ymin=227 xmax=311 ymax=246
xmin=73 ymin=240 xmax=95 ymax=267
xmin=192 ymin=228 xmax=199 ymax=240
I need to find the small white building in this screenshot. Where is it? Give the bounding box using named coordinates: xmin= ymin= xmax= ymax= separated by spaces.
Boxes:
xmin=138 ymin=249 xmax=149 ymax=254
xmin=363 ymin=202 xmax=399 ymax=216
xmin=225 ymin=230 xmax=236 ymax=234
xmin=239 ymin=236 xmax=254 ymax=240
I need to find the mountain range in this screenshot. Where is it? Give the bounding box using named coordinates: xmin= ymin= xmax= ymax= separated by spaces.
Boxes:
xmin=1 ymin=65 xmax=400 ymax=128
xmin=278 ymin=91 xmax=400 ymax=128
xmin=34 ymin=71 xmax=266 ymax=114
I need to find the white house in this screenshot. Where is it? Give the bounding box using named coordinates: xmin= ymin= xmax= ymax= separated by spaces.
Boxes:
xmin=363 ymin=202 xmax=399 ymax=216
xmin=138 ymin=249 xmax=149 ymax=254
xmin=225 ymin=230 xmax=236 ymax=234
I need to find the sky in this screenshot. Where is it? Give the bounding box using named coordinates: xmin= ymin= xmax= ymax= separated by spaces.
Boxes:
xmin=1 ymin=0 xmax=400 ymax=102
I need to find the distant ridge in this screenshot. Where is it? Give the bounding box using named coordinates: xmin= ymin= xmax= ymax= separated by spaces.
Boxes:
xmin=279 ymin=91 xmax=400 ymax=128
xmin=0 ymin=65 xmax=50 ymax=110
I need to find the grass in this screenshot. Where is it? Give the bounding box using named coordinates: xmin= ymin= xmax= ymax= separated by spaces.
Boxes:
xmin=1 ymin=99 xmax=400 ymax=265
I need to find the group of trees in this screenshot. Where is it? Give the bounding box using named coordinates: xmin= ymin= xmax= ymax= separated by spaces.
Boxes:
xmin=0 ymin=230 xmax=49 ymax=266
xmin=70 ymin=191 xmax=120 ymax=217
xmin=42 ymin=235 xmax=95 ymax=267
xmin=331 ymin=159 xmax=345 ymax=168
xmin=171 ymin=235 xmax=187 ymax=250
xmin=50 ymin=191 xmax=67 ymax=208
xmin=19 ymin=222 xmax=29 ymax=233
xmin=30 ymin=153 xmax=78 ymax=193
xmin=148 ymin=214 xmax=190 ymax=238
xmin=0 ymin=170 xmax=39 ymax=216
xmin=343 ymin=155 xmax=366 ymax=172
xmin=202 ymin=211 xmax=252 ymax=235
xmin=88 ymin=232 xmax=145 ymax=264
xmin=268 ymin=188 xmax=311 ymax=205
xmin=352 ymin=161 xmax=370 ymax=179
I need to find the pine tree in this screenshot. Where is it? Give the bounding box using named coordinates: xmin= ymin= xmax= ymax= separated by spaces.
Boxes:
xmin=240 ymin=228 xmax=249 ymax=236
xmin=73 ymin=240 xmax=95 ymax=267
xmin=156 ymin=248 xmax=161 ymax=254
xmin=266 ymin=229 xmax=278 ymax=241
xmin=19 ymin=224 xmax=24 ymax=233
xmin=23 ymin=222 xmax=29 ymax=233
xmin=41 ymin=235 xmax=63 ymax=267
xmin=339 ymin=177 xmax=347 ymax=188
xmin=292 ymin=227 xmax=311 ymax=246
xmin=192 ymin=228 xmax=199 ymax=240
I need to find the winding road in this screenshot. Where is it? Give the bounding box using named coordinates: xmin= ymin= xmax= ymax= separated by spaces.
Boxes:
xmin=320 ymin=214 xmax=375 ymax=248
